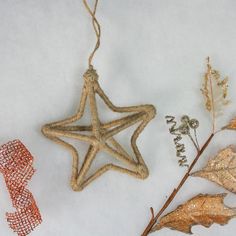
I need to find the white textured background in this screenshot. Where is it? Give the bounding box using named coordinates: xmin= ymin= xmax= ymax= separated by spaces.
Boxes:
xmin=0 ymin=0 xmax=236 ymax=235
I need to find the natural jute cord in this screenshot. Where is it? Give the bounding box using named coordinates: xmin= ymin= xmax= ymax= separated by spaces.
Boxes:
xmin=82 ymin=0 xmax=100 ymax=67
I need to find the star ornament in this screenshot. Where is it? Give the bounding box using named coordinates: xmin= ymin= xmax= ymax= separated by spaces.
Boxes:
xmin=42 ymin=67 xmax=156 ymax=191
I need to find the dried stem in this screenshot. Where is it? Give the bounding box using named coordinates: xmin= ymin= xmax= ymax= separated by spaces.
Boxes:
xmin=188 ymin=133 xmax=200 ymax=152
xmin=141 ymin=133 xmax=214 ymax=236
xmin=207 ymin=57 xmax=216 ymax=133
xmin=194 ymin=128 xmax=200 ymax=149
xmin=210 ymin=79 xmax=216 ymax=133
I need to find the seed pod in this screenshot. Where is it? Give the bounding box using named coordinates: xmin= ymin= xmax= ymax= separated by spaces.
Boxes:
xmin=189 ymin=119 xmax=199 ymax=129
xmin=178 ymin=124 xmax=190 ymax=135
xmin=181 ymin=115 xmax=190 ymax=124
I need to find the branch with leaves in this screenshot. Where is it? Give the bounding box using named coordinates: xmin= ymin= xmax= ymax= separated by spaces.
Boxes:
xmin=141 ymin=58 xmax=236 ymax=236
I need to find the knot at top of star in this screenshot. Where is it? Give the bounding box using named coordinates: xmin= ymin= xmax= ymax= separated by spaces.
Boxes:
xmin=84 ymin=65 xmax=99 ymax=83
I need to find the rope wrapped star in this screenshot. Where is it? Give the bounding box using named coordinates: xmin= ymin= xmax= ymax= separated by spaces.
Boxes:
xmin=42 ymin=0 xmax=156 ymax=191
xmin=42 ymin=67 xmax=156 ymax=191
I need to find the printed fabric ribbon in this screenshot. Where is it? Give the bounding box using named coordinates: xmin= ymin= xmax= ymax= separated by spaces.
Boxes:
xmin=0 ymin=140 xmax=42 ymax=236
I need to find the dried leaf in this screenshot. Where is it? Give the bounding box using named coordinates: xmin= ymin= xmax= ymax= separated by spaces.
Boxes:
xmin=201 ymin=58 xmax=229 ymax=117
xmin=224 ymin=117 xmax=236 ymax=130
xmin=152 ymin=194 xmax=236 ymax=234
xmin=192 ymin=147 xmax=236 ymax=193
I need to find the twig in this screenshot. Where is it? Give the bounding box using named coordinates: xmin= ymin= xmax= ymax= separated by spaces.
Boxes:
xmin=194 ymin=129 xmax=200 ymax=149
xmin=188 ymin=133 xmax=200 ymax=152
xmin=141 ymin=133 xmax=214 ymax=236
xmin=207 ymin=57 xmax=216 ymax=133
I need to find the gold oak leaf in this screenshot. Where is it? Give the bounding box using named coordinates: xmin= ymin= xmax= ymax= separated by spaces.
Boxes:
xmin=224 ymin=117 xmax=236 ymax=130
xmin=201 ymin=57 xmax=229 ymax=117
xmin=152 ymin=194 xmax=236 ymax=234
xmin=192 ymin=147 xmax=236 ymax=193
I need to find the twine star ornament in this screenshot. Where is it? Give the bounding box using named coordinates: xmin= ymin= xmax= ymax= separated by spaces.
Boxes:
xmin=42 ymin=67 xmax=156 ymax=191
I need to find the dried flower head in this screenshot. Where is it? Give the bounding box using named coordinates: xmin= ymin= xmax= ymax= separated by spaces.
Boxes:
xmin=201 ymin=57 xmax=230 ymax=117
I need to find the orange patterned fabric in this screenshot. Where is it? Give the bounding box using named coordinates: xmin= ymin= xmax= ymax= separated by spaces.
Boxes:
xmin=0 ymin=140 xmax=42 ymax=236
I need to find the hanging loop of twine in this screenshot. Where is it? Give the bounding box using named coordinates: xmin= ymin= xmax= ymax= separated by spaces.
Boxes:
xmin=82 ymin=0 xmax=101 ymax=68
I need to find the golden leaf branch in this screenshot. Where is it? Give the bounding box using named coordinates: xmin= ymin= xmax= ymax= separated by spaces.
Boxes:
xmin=141 ymin=133 xmax=214 ymax=236
xmin=142 ymin=58 xmax=230 ymax=235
